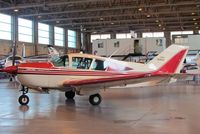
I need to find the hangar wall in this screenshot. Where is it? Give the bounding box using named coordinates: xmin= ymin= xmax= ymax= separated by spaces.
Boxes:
xmin=0 ymin=30 xmax=83 ymax=56
xmin=0 ymin=40 xmax=74 ymax=56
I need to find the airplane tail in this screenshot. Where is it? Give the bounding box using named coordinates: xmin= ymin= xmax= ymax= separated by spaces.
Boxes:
xmin=147 ymin=44 xmax=189 ymax=73
xmin=47 ymin=45 xmax=60 ymax=61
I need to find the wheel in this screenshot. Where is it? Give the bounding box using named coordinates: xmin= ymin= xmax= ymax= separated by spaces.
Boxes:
xmin=89 ymin=94 xmax=102 ymax=105
xmin=65 ymin=90 xmax=75 ymax=99
xmin=18 ymin=95 xmax=29 ymax=105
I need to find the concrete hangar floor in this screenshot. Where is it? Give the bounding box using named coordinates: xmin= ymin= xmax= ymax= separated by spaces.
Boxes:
xmin=0 ymin=79 xmax=200 ymax=134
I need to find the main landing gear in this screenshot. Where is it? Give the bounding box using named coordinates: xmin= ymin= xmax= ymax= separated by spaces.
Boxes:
xmin=65 ymin=90 xmax=75 ymax=99
xmin=18 ymin=85 xmax=29 ymax=105
xmin=65 ymin=91 xmax=102 ymax=106
xmin=89 ymin=93 xmax=102 ymax=106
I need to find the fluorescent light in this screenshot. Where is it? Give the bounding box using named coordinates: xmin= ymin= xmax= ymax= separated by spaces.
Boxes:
xmin=138 ymin=8 xmax=142 ymax=11
xmin=14 ymin=9 xmax=19 ymax=12
xmin=146 ymin=14 xmax=151 ymax=18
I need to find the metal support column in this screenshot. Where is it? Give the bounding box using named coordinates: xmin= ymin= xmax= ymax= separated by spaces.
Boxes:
xmin=12 ymin=13 xmax=18 ymax=66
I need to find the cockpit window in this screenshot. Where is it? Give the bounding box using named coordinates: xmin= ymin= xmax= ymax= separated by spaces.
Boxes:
xmin=72 ymin=57 xmax=92 ymax=69
xmin=52 ymin=55 xmax=69 ymax=67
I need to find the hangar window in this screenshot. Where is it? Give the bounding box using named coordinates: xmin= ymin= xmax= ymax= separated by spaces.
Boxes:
xmin=68 ymin=30 xmax=76 ymax=48
xmin=116 ymin=33 xmax=131 ymax=39
xmin=90 ymin=34 xmax=110 ymax=42
xmin=91 ymin=35 xmax=100 ymax=42
xmin=0 ymin=13 xmax=12 ymax=40
xmin=100 ymin=34 xmax=110 ymax=39
xmin=18 ymin=18 xmax=33 ymax=43
xmin=54 ymin=27 xmax=64 ymax=46
xmin=170 ymin=31 xmax=193 ymax=39
xmin=142 ymin=32 xmax=164 ymax=38
xmin=38 ymin=23 xmax=50 ymax=44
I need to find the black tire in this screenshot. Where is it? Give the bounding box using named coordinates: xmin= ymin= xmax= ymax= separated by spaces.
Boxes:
xmin=65 ymin=91 xmax=75 ymax=99
xmin=89 ymin=94 xmax=102 ymax=105
xmin=18 ymin=95 xmax=29 ymax=105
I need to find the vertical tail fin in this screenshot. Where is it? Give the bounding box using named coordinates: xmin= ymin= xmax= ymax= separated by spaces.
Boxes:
xmin=147 ymin=44 xmax=189 ymax=73
xmin=47 ymin=45 xmax=59 ymax=56
xmin=47 ymin=45 xmax=60 ymax=61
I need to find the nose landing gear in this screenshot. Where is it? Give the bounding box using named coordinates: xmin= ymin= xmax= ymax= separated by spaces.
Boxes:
xmin=18 ymin=85 xmax=29 ymax=105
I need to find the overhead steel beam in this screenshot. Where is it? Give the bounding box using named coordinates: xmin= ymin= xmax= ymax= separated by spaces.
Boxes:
xmin=67 ymin=20 xmax=200 ymax=29
xmin=41 ymin=13 xmax=200 ymax=22
xmin=0 ymin=0 xmax=11 ymax=5
xmin=19 ymin=1 xmax=200 ymax=17
xmin=0 ymin=0 xmax=109 ymax=11
xmin=83 ymin=24 xmax=200 ymax=33
xmin=56 ymin=17 xmax=200 ymax=26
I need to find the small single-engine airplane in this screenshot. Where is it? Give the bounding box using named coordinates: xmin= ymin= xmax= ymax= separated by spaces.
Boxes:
xmin=1 ymin=44 xmax=188 ymax=106
xmin=0 ymin=44 xmax=56 ymax=68
xmin=0 ymin=55 xmax=23 ymax=68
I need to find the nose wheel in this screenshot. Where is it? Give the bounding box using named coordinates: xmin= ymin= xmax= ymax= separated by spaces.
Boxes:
xmin=18 ymin=85 xmax=29 ymax=105
xmin=89 ymin=94 xmax=102 ymax=105
xmin=18 ymin=95 xmax=29 ymax=105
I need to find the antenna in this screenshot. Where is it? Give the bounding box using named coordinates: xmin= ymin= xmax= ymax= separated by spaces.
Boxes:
xmin=108 ymin=49 xmax=119 ymax=59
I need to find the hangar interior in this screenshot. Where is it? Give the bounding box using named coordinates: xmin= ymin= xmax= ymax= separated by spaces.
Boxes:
xmin=0 ymin=0 xmax=200 ymax=134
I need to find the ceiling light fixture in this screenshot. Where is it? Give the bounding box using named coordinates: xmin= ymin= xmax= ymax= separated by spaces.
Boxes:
xmin=193 ymin=18 xmax=197 ymax=21
xmin=191 ymin=12 xmax=195 ymax=15
xmin=176 ymin=35 xmax=182 ymax=38
xmin=194 ymin=22 xmax=198 ymax=25
xmin=156 ymin=20 xmax=159 ymax=23
xmin=146 ymin=14 xmax=151 ymax=18
xmin=14 ymin=9 xmax=19 ymax=12
xmin=138 ymin=8 xmax=142 ymax=11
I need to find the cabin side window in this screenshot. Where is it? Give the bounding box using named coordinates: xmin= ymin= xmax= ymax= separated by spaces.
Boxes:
xmin=72 ymin=57 xmax=93 ymax=69
xmin=91 ymin=59 xmax=106 ymax=71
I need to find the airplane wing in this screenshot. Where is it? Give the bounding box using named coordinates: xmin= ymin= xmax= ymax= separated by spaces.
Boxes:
xmin=63 ymin=73 xmax=174 ymax=93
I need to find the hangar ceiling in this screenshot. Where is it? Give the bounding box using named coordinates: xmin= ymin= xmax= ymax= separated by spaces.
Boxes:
xmin=0 ymin=0 xmax=200 ymax=34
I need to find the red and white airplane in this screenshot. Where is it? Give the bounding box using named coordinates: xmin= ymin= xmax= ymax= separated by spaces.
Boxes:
xmin=1 ymin=44 xmax=188 ymax=106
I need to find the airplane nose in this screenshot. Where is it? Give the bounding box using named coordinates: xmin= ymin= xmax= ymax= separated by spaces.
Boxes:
xmin=0 ymin=66 xmax=18 ymax=74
